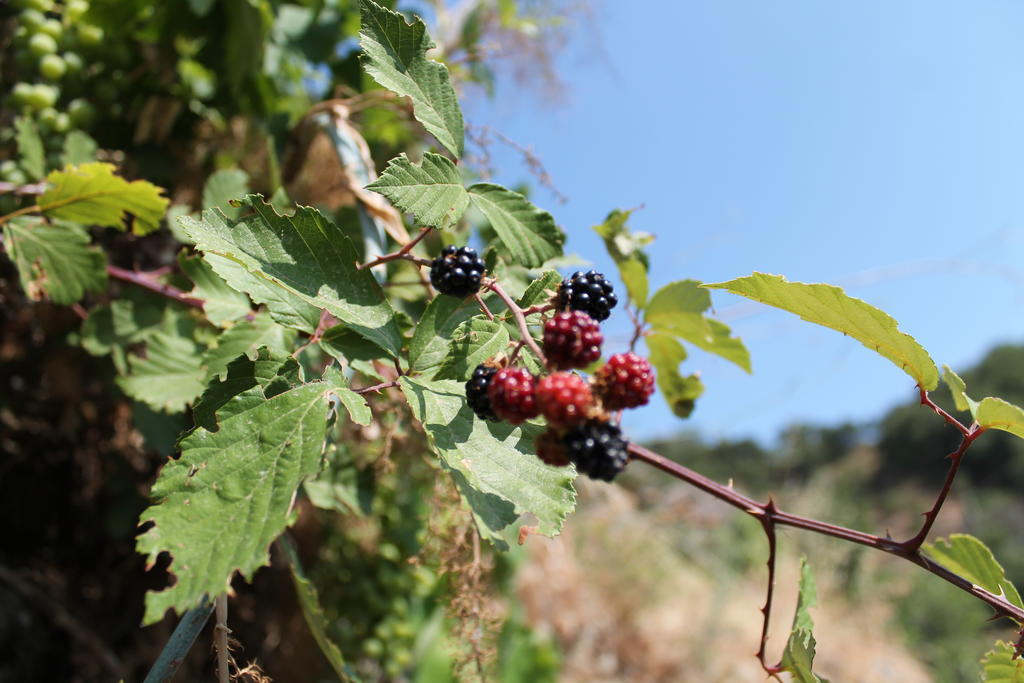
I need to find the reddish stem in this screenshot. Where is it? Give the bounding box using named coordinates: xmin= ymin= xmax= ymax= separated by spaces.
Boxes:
xmin=484 ymin=280 xmax=546 ymax=366
xmin=353 ymin=379 xmax=400 ymax=395
xmin=919 ymin=386 xmax=971 ymax=436
xmin=357 ymin=227 xmax=432 ymax=270
xmin=106 ymin=265 xmax=205 ymax=309
xmin=755 ymin=501 xmax=784 ymax=679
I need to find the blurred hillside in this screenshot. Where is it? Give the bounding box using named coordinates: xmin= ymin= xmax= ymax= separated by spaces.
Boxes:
xmin=517 ymin=342 xmax=1024 ymax=682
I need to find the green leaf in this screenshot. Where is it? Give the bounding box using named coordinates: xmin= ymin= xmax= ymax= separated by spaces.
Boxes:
xmin=279 ymin=535 xmax=357 ymax=682
xmin=138 ymin=375 xmax=342 ymax=624
xmin=707 ymin=273 xmax=937 ymax=389
xmin=942 ymin=365 xmax=978 ymax=415
xmin=516 ymin=269 xmax=561 ymax=309
xmin=359 ymin=0 xmax=464 ymax=157
xmin=181 ymin=196 xmax=403 ymax=356
xmin=117 ymin=311 xmax=208 ymax=413
xmin=435 ymin=317 xmax=510 ymax=381
xmin=976 ymin=398 xmax=1024 ymax=441
xmin=645 ymin=333 xmax=704 ymax=418
xmin=192 ymin=350 xmax=301 ymax=432
xmin=922 ymin=535 xmax=1024 ymax=610
xmin=645 ymin=280 xmax=751 ymax=373
xmin=467 ymin=184 xmax=564 ymax=268
xmin=322 ymin=365 xmax=372 ymax=426
xmin=981 ymin=642 xmax=1024 ymax=682
xmin=780 ymin=557 xmax=829 ymax=683
xmin=201 ymin=314 xmax=297 ymax=381
xmin=80 ymin=290 xmax=168 ymax=359
xmin=14 ymin=116 xmax=45 ymax=180
xmin=318 ymin=325 xmax=390 ymax=381
xmin=592 ymin=209 xmax=653 ymax=308
xmin=202 ymin=168 xmax=250 ymax=220
xmin=408 ymin=296 xmax=478 ymax=376
xmin=366 ymin=152 xmax=468 ymax=229
xmin=2 ymin=217 xmax=106 ymax=304
xmin=61 ymin=131 xmax=98 ymax=166
xmin=39 ymin=162 xmax=169 ymax=235
xmin=202 ymin=253 xmax=322 ymax=334
xmin=399 ymin=377 xmax=576 ymax=549
xmin=178 ymin=252 xmax=252 ymax=327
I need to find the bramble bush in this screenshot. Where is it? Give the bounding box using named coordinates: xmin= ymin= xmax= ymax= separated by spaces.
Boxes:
xmin=4 ymin=1 xmax=1024 ymax=680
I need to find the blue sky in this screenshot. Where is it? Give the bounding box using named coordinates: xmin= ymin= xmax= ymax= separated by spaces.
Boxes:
xmin=463 ymin=1 xmax=1024 ymax=444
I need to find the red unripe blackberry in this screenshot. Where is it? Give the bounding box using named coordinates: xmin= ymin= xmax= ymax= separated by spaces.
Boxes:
xmin=487 ymin=367 xmax=540 ymax=424
xmin=534 ymin=428 xmax=571 ymax=467
xmin=536 ymin=372 xmax=593 ymax=428
xmin=543 ymin=310 xmax=602 ymax=370
xmin=557 ymin=270 xmax=617 ymax=321
xmin=562 ymin=419 xmax=630 ymax=481
xmin=429 ymin=245 xmax=486 ymax=298
xmin=595 ymin=352 xmax=656 ymax=410
xmin=465 ymin=363 xmax=500 ymax=421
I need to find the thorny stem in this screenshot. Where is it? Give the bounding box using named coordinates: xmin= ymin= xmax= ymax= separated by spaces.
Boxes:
xmin=292 ymin=309 xmax=336 ymax=358
xmin=484 ymin=279 xmax=546 ymax=366
xmin=474 ymin=293 xmax=494 ymax=320
xmin=106 ymin=265 xmax=205 ymax=310
xmin=627 ymin=430 xmax=1024 ymax=655
xmin=625 ymin=302 xmax=647 ymax=352
xmin=919 ymin=386 xmax=971 ymax=436
xmin=353 ymin=379 xmax=400 ymax=395
xmin=214 ymin=595 xmax=230 ymax=683
xmin=756 ymin=503 xmax=784 ymax=680
xmin=357 ymin=226 xmax=432 ymax=270
xmin=519 ymin=303 xmax=556 ymax=317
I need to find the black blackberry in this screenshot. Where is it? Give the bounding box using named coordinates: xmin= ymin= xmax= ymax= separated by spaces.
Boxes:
xmin=430 ymin=245 xmax=486 ymax=298
xmin=557 ymin=270 xmax=617 ymax=321
xmin=562 ymin=419 xmax=629 ymax=481
xmin=465 ymin=364 xmax=500 ymax=421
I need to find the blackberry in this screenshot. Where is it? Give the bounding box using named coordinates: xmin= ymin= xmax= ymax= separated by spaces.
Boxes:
xmin=536 ymin=372 xmax=593 ymax=428
xmin=465 ymin=364 xmax=500 ymax=421
xmin=563 ymin=419 xmax=629 ymax=481
xmin=557 ymin=270 xmax=618 ymax=322
xmin=594 ymin=352 xmax=656 ymax=410
xmin=487 ymin=367 xmax=540 ymax=424
xmin=543 ymin=310 xmax=603 ymax=370
xmin=430 ymin=245 xmax=486 ymax=298
xmin=535 ymin=428 xmax=571 ymax=467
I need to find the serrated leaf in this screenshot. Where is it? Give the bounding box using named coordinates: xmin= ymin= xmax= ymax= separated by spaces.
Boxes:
xmin=117 ymin=311 xmax=208 ymax=413
xmin=923 ymin=535 xmax=1024 ymax=610
xmin=645 ymin=333 xmax=703 ymax=418
xmin=61 ymin=131 xmax=98 ymax=166
xmin=2 ymin=217 xmax=107 ymax=304
xmin=202 ymin=168 xmax=250 ymax=220
xmin=780 ymin=557 xmax=829 ymax=683
xmin=178 ymin=252 xmax=252 ymax=327
xmin=399 ymin=377 xmax=575 ymax=549
xmin=280 ymin=535 xmax=357 ymax=682
xmin=976 ymin=398 xmax=1024 ymax=441
xmin=181 ymin=196 xmax=403 ymax=356
xmin=359 ymin=0 xmax=464 ymax=157
xmin=203 ymin=253 xmax=321 ymax=333
xmin=15 ymin=116 xmax=45 ymax=180
xmin=646 ymin=280 xmax=751 ymax=373
xmin=201 ymin=314 xmax=296 ymax=381
xmin=322 ymin=365 xmax=372 ymax=426
xmin=707 ymin=273 xmax=937 ymax=389
xmin=435 ymin=317 xmax=510 ymax=381
xmin=318 ymin=324 xmax=390 ymax=381
xmin=366 ymin=152 xmax=468 ymax=229
xmin=942 ymin=365 xmax=978 ymax=415
xmin=467 ymin=184 xmax=564 ymax=268
xmin=138 ymin=376 xmax=343 ymax=624
xmin=408 ymin=296 xmax=478 ymax=376
xmin=80 ymin=290 xmax=168 ymax=358
xmin=981 ymin=642 xmax=1024 ymax=682
xmin=192 ymin=350 xmax=302 ymax=432
xmin=39 ymin=162 xmax=169 ymax=235
xmin=592 ymin=209 xmax=652 ymax=308
xmin=516 ymin=269 xmax=561 ymax=309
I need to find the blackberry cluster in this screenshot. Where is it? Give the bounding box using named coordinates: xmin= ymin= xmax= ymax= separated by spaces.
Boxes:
xmin=453 ymin=262 xmax=660 ymax=482
xmin=562 ymin=420 xmax=629 ymax=481
xmin=429 ymin=245 xmax=486 ymax=298
xmin=465 ymin=364 xmax=499 ymax=421
xmin=557 ymin=270 xmax=618 ymax=322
